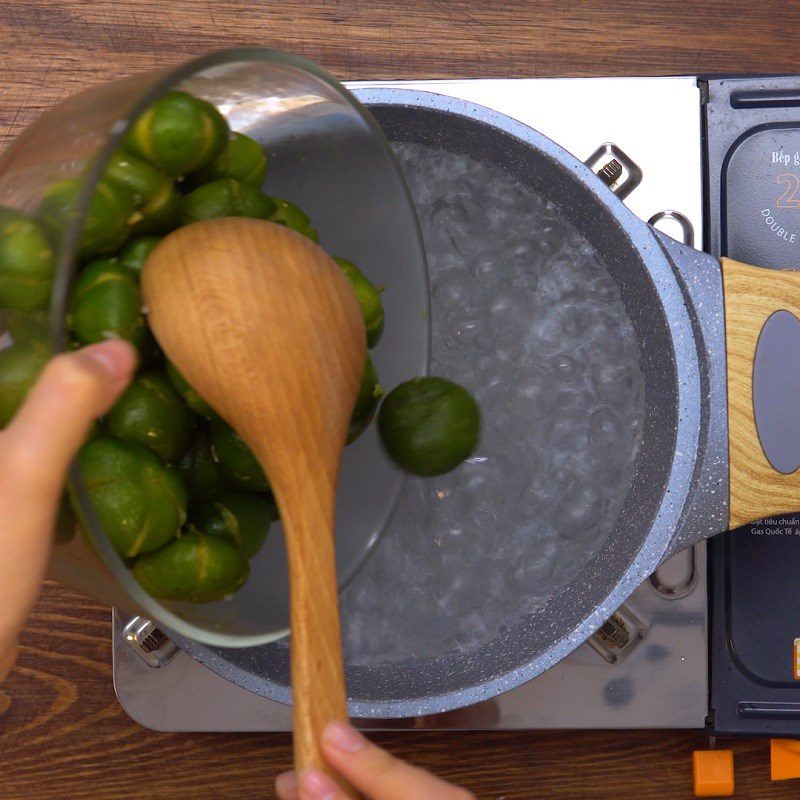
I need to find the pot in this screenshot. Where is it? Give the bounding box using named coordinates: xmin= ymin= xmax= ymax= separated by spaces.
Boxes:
xmin=180 ymin=87 xmax=800 ymax=717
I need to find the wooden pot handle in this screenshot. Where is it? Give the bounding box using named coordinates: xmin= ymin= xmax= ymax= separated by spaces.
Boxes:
xmin=723 ymin=257 xmax=800 ymax=527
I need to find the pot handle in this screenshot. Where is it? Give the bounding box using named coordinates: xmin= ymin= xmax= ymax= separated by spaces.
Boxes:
xmin=723 ymin=257 xmax=800 ymax=527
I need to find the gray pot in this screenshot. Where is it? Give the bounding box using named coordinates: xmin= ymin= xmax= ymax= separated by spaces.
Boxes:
xmin=179 ymin=88 xmax=800 ymax=718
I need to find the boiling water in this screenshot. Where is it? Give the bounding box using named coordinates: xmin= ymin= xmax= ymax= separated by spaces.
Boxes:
xmin=339 ymin=143 xmax=645 ymax=664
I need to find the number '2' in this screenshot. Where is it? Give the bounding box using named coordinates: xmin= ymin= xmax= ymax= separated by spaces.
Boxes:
xmin=776 ymin=173 xmax=800 ymax=209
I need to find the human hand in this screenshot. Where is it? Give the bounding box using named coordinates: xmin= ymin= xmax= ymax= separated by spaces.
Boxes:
xmin=275 ymin=720 xmax=475 ymax=800
xmin=0 ymin=340 xmax=137 ymax=681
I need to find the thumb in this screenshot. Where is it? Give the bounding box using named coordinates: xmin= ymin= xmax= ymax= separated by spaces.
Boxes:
xmin=2 ymin=340 xmax=137 ymax=495
xmin=0 ymin=340 xmax=136 ymax=676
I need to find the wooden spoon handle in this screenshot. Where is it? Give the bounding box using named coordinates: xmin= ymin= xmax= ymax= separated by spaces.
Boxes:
xmin=281 ymin=495 xmax=358 ymax=798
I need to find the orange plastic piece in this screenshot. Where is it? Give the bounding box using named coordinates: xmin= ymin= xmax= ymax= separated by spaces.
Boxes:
xmin=771 ymin=739 xmax=800 ymax=781
xmin=692 ymin=750 xmax=734 ymax=797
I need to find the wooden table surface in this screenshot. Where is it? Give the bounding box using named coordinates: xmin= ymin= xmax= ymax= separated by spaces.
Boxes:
xmin=2 ymin=2 xmax=800 ymax=798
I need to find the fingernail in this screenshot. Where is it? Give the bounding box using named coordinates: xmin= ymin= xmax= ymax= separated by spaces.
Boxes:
xmin=275 ymin=770 xmax=297 ymax=795
xmin=323 ymin=720 xmax=366 ymax=753
xmin=298 ymin=769 xmax=339 ymax=800
xmin=79 ymin=341 xmax=137 ymax=382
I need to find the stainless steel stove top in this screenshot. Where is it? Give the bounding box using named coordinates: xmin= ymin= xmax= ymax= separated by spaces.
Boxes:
xmin=113 ymin=76 xmax=707 ymax=732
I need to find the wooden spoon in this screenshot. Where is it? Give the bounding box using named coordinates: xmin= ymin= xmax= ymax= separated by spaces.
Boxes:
xmin=142 ymin=217 xmax=365 ymax=796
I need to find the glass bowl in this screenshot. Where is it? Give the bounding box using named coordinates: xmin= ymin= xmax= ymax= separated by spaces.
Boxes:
xmin=0 ymin=48 xmax=428 ymax=647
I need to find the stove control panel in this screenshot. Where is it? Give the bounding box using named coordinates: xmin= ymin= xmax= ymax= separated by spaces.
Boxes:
xmin=724 ymin=124 xmax=800 ymax=269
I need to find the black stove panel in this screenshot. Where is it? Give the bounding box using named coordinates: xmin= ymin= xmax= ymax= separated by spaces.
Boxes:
xmin=705 ymin=76 xmax=800 ymax=736
xmin=723 ymin=125 xmax=800 ymax=269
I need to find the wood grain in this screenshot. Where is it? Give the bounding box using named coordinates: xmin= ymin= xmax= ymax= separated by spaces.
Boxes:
xmin=1 ymin=0 xmax=800 ymax=156
xmin=143 ymin=220 xmax=363 ymax=794
xmin=2 ymin=1 xmax=800 ymax=798
xmin=723 ymin=258 xmax=800 ymax=527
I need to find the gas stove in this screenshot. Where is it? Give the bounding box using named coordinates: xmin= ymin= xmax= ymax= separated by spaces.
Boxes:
xmin=114 ymin=75 xmax=715 ymax=732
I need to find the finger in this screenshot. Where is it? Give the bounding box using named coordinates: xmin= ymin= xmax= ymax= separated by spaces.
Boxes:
xmin=275 ymin=771 xmax=299 ymax=800
xmin=2 ymin=340 xmax=136 ymax=497
xmin=297 ymin=769 xmax=351 ymax=800
xmin=321 ymin=721 xmax=474 ymax=800
xmin=0 ymin=341 xmax=136 ymax=661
